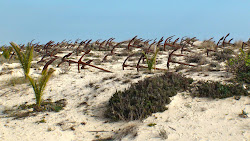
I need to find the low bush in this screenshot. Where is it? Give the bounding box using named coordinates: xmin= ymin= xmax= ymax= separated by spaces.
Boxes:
xmin=192 ymin=81 xmax=248 ymax=99
xmin=3 ymin=99 xmax=66 ymax=119
xmin=212 ymin=49 xmax=233 ymax=62
xmin=208 ymin=62 xmax=221 ymax=71
xmin=18 ymin=99 xmax=67 ymax=112
xmin=227 ymin=49 xmax=250 ymax=83
xmin=185 ymin=54 xmax=207 ymax=65
xmin=235 ymin=72 xmax=250 ymax=84
xmin=105 ymin=72 xmax=193 ymax=121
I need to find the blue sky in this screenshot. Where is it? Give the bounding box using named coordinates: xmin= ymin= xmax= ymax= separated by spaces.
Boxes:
xmin=0 ymin=0 xmax=249 ymax=45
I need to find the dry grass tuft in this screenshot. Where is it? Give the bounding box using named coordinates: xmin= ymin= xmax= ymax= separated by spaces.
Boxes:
xmin=185 ymin=54 xmax=207 ymax=65
xmin=5 ymin=77 xmax=28 ymax=86
xmin=200 ymin=41 xmax=216 ymax=49
xmin=233 ymin=40 xmax=244 ymax=48
xmin=113 ymin=124 xmax=138 ymax=140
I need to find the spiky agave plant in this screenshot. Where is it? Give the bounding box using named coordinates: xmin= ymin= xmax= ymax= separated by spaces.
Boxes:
xmin=142 ymin=48 xmax=159 ymax=72
xmin=10 ymin=42 xmax=33 ymax=77
xmin=26 ymin=68 xmax=55 ymax=111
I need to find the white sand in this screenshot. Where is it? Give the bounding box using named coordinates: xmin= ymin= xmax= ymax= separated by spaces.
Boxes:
xmin=0 ymin=46 xmax=249 ymax=141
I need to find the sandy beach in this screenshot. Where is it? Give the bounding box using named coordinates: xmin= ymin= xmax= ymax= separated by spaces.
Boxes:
xmin=0 ymin=39 xmax=249 ymax=141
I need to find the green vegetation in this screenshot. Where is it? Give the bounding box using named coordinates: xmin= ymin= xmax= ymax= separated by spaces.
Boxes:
xmin=142 ymin=49 xmax=159 ymax=72
xmin=3 ymin=99 xmax=67 ymax=119
xmin=239 ymin=110 xmax=248 ymax=118
xmin=10 ymin=42 xmax=33 ymax=77
xmin=105 ymin=72 xmax=193 ymax=121
xmin=10 ymin=41 xmax=56 ymax=111
xmin=227 ymin=49 xmax=250 ymax=83
xmin=147 ymin=123 xmax=157 ymax=127
xmin=36 ymin=118 xmax=46 ymax=123
xmin=1 ymin=46 xmax=12 ymax=59
xmin=18 ymin=99 xmax=66 ymax=112
xmin=192 ymin=81 xmax=248 ymax=99
xmin=26 ymin=68 xmax=55 ymax=111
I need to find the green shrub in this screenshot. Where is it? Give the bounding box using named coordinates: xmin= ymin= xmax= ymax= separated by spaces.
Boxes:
xmin=235 ymin=72 xmax=250 ymax=84
xmin=192 ymin=81 xmax=248 ymax=99
xmin=105 ymin=72 xmax=193 ymax=121
xmin=227 ymin=49 xmax=250 ymax=83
